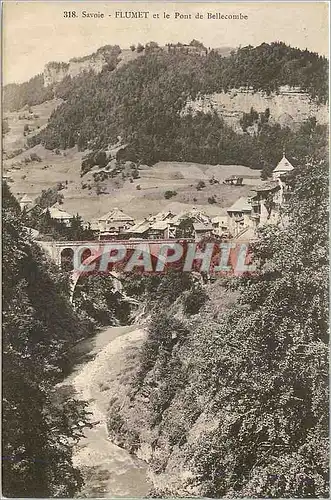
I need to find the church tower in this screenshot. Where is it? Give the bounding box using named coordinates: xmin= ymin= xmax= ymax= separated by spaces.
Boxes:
xmin=272 ymin=152 xmax=294 ymax=180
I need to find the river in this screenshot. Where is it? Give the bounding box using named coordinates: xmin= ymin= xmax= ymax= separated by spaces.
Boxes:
xmin=61 ymin=325 xmax=150 ymax=497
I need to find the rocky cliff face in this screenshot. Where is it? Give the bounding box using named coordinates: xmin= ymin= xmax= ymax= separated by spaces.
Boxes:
xmin=43 ymin=62 xmax=70 ymax=87
xmin=43 ymin=45 xmax=121 ymax=86
xmin=183 ymin=86 xmax=328 ymax=132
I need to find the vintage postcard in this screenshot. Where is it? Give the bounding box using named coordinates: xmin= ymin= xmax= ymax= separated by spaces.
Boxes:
xmin=2 ymin=1 xmax=329 ymax=498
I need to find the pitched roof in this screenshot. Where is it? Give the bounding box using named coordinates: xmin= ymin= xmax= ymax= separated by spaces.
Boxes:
xmin=149 ymin=210 xmax=175 ymax=222
xmin=172 ymin=208 xmax=210 ymax=225
xmin=193 ymin=222 xmax=213 ymax=231
xmin=43 ymin=206 xmax=74 ymax=220
xmin=225 ymin=175 xmax=243 ymax=180
xmin=227 ymin=197 xmax=252 ymax=213
xmin=126 ymin=220 xmax=150 ymax=234
xmin=150 ymin=221 xmax=169 ymax=230
xmin=20 ymin=194 xmax=33 ymax=203
xmin=274 ymin=154 xmax=294 ymax=173
xmin=254 ymin=181 xmax=279 ymax=192
xmin=211 ymin=215 xmax=228 ymax=224
xmin=97 ymin=207 xmax=134 ymax=222
xmin=233 ymin=226 xmax=257 ymax=241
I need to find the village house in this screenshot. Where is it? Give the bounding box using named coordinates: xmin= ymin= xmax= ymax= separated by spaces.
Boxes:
xmin=253 ymin=181 xmax=281 ymax=225
xmin=166 ymin=43 xmax=207 ymax=56
xmin=150 ymin=210 xmax=176 ymax=223
xmin=171 ymin=208 xmax=212 ymax=239
xmin=147 ymin=221 xmax=171 ymax=240
xmin=193 ymin=222 xmax=214 ymax=242
xmin=124 ymin=220 xmax=171 ymax=240
xmin=91 ymin=208 xmax=134 ymax=239
xmin=124 ymin=211 xmax=176 ymax=239
xmin=227 ymin=181 xmax=283 ymax=237
xmin=227 ymin=197 xmax=253 ymax=237
xmin=43 ymin=205 xmax=74 ymax=227
xmin=19 ymin=194 xmax=34 ymax=211
xmin=211 ymin=215 xmax=229 ymax=237
xmin=124 ymin=220 xmax=150 ymax=239
xmin=223 ymin=175 xmax=243 ymax=186
xmin=226 ymin=154 xmax=294 ymax=238
xmin=123 ymin=208 xmax=215 ymax=241
xmin=172 ymin=208 xmax=211 ymax=226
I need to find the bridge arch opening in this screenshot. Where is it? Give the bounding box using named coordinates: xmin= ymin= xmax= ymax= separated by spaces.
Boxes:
xmin=60 ymin=248 xmax=74 ymax=272
xmin=61 ymin=247 xmax=93 ymax=272
xmin=63 ymin=240 xmax=200 ymax=302
xmin=68 ymin=244 xmax=163 ymax=303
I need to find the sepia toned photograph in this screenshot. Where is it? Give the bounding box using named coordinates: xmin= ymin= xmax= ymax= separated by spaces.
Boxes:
xmin=1 ymin=1 xmax=329 ymax=498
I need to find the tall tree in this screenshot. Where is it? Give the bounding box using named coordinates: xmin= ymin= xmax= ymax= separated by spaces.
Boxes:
xmin=189 ymin=155 xmax=329 ymax=497
xmin=2 ymin=182 xmax=92 ymax=497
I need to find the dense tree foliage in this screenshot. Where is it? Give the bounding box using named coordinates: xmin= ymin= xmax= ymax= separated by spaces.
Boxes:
xmin=3 ymin=75 xmax=54 ymax=112
xmin=111 ymin=154 xmax=328 ymax=497
xmin=2 ymin=182 xmax=92 ymax=497
xmin=3 ymin=46 xmax=121 ymax=112
xmin=24 ymin=205 xmax=95 ymax=241
xmin=72 ymin=274 xmax=131 ymax=327
xmin=186 ymin=155 xmax=329 ymax=497
xmin=35 ymin=186 xmax=64 ymax=208
xmin=25 ymin=42 xmax=327 ymax=173
xmin=2 ymin=118 xmax=10 ymax=135
xmin=211 ymin=42 xmax=328 ymax=100
xmin=122 ymin=271 xmax=207 ymax=312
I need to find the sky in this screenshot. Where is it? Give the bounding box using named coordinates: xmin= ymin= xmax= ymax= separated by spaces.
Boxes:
xmin=2 ymin=1 xmax=329 ymax=84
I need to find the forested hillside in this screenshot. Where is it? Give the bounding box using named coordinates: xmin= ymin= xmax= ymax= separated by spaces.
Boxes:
xmin=107 ymin=152 xmax=329 ymax=497
xmin=23 ymin=42 xmax=328 ymax=175
xmin=2 ymin=182 xmax=92 ymax=497
xmin=2 ymin=37 xmax=329 ymax=497
xmin=3 ymin=75 xmax=54 ymax=112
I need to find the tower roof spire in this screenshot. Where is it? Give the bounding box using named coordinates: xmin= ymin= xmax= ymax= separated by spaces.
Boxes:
xmin=274 ymin=153 xmax=294 ymax=173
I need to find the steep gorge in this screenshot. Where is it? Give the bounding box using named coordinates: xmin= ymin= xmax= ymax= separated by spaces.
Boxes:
xmin=104 ymin=157 xmax=329 ymax=498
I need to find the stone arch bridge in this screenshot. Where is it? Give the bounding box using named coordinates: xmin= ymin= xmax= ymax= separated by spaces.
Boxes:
xmin=37 ymin=239 xmax=195 ymax=302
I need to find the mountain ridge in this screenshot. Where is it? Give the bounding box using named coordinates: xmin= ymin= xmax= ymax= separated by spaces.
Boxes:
xmin=3 ymin=41 xmax=328 ymax=185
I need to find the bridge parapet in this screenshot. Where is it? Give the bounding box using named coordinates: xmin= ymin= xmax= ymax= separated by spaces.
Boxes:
xmin=36 ymin=239 xmax=195 ymax=264
xmin=35 ymin=238 xmax=255 ymax=303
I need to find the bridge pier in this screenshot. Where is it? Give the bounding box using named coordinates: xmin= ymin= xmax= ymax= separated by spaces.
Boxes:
xmin=69 ymin=270 xmax=123 ymax=303
xmin=37 ymin=240 xmax=62 ymax=267
xmin=36 ymin=238 xmax=196 ymax=304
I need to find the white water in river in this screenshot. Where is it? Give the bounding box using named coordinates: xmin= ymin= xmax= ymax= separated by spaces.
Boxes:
xmin=62 ymin=325 xmax=150 ymax=497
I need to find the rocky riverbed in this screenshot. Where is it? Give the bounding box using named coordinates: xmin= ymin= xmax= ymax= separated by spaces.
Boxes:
xmin=60 ymin=325 xmax=150 ymax=497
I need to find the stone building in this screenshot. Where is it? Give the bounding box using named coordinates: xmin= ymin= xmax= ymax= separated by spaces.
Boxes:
xmin=19 ymin=194 xmax=34 ymax=211
xmin=91 ymin=208 xmax=134 ymax=239
xmin=227 ymin=197 xmax=253 ymax=237
xmin=42 ymin=205 xmax=74 ymax=227
xmin=226 ymin=154 xmax=294 ymax=238
xmin=223 ymin=175 xmax=243 ymax=186
xmin=211 ymin=215 xmax=229 ymax=237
